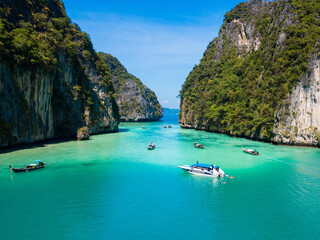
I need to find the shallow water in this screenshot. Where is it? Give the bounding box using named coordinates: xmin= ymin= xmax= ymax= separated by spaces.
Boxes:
xmin=0 ymin=112 xmax=319 ymax=240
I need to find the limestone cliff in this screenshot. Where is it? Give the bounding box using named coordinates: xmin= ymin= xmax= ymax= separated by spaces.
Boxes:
xmin=98 ymin=53 xmax=163 ymax=122
xmin=272 ymin=52 xmax=320 ymax=146
xmin=179 ymin=0 xmax=320 ymax=146
xmin=0 ymin=0 xmax=119 ymax=147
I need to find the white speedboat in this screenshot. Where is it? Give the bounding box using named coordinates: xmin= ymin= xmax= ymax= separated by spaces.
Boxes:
xmin=178 ymin=163 xmax=225 ymax=177
xmin=148 ymin=142 xmax=156 ymax=150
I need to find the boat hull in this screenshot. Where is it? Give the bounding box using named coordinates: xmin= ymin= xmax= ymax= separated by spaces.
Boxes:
xmin=12 ymin=166 xmax=45 ymax=173
xmin=178 ymin=165 xmax=225 ymax=177
xmin=194 ymin=146 xmax=205 ymax=149
xmin=242 ymin=149 xmax=259 ymax=155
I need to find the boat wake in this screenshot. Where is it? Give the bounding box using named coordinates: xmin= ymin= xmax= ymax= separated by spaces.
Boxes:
xmin=260 ymin=155 xmax=295 ymax=166
xmin=260 ymin=155 xmax=320 ymax=168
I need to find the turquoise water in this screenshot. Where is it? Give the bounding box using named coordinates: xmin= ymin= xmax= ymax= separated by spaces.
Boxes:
xmin=0 ymin=112 xmax=320 ymax=240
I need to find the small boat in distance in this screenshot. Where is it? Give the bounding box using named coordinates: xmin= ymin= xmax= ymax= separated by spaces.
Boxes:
xmin=242 ymin=146 xmax=259 ymax=155
xmin=178 ymin=163 xmax=225 ymax=177
xmin=168 ymin=125 xmax=172 ymax=128
xmin=9 ymin=160 xmax=45 ymax=173
xmin=148 ymin=142 xmax=156 ymax=150
xmin=163 ymin=125 xmax=167 ymax=128
xmin=142 ymin=126 xmax=145 ymax=129
xmin=194 ymin=142 xmax=205 ymax=149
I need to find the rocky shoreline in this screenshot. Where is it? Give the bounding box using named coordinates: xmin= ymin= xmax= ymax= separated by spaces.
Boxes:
xmin=179 ymin=123 xmax=320 ymax=148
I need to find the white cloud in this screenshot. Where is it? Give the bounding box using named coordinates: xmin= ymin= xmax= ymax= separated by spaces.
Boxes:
xmin=161 ymin=99 xmax=169 ymax=104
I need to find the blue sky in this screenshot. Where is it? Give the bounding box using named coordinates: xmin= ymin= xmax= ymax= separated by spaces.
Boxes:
xmin=64 ymin=0 xmax=245 ymax=109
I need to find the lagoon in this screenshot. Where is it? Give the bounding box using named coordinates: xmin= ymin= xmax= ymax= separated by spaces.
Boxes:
xmin=0 ymin=111 xmax=319 ymax=240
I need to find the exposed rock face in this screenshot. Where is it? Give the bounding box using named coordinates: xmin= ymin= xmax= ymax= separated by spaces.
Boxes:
xmin=212 ymin=18 xmax=261 ymax=62
xmin=208 ymin=0 xmax=267 ymax=62
xmin=77 ymin=126 xmax=90 ymax=141
xmin=0 ymin=0 xmax=119 ymax=147
xmin=98 ymin=53 xmax=163 ymax=122
xmin=179 ymin=0 xmax=320 ymax=147
xmin=273 ymin=53 xmax=320 ymax=146
xmin=114 ymin=78 xmax=163 ymax=121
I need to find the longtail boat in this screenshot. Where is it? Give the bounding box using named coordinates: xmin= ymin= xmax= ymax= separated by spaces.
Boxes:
xmin=9 ymin=160 xmax=45 ymax=173
xmin=194 ymin=142 xmax=205 ymax=149
xmin=242 ymin=146 xmax=259 ymax=155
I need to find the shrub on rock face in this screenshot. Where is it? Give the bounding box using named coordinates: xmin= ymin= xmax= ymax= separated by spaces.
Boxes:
xmin=77 ymin=126 xmax=90 ymax=140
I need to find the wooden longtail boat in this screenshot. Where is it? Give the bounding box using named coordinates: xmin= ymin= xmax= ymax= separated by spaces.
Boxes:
xmin=9 ymin=160 xmax=45 ymax=173
xmin=242 ymin=146 xmax=259 ymax=155
xmin=194 ymin=142 xmax=205 ymax=149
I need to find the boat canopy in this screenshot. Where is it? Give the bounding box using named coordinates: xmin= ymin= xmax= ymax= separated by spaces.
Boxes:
xmin=27 ymin=164 xmax=37 ymax=167
xmin=34 ymin=160 xmax=43 ymax=163
xmin=191 ymin=163 xmax=219 ymax=169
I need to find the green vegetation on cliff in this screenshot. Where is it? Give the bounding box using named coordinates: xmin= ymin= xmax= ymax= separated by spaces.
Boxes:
xmin=0 ymin=0 xmax=119 ymax=146
xmin=98 ymin=52 xmax=162 ymax=121
xmin=0 ymin=0 xmax=114 ymax=91
xmin=180 ymin=0 xmax=320 ymax=140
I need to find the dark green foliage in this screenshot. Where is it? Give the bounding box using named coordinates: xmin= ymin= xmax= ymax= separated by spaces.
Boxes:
xmin=98 ymin=52 xmax=146 ymax=90
xmin=0 ymin=0 xmax=113 ymax=84
xmin=0 ymin=0 xmax=74 ymax=71
xmin=224 ymin=2 xmax=251 ymax=23
xmin=180 ymin=0 xmax=320 ymax=139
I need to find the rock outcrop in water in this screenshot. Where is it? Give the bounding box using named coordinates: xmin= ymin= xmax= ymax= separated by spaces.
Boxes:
xmin=98 ymin=53 xmax=163 ymax=122
xmin=179 ymin=0 xmax=320 ymax=147
xmin=0 ymin=0 xmax=119 ymax=147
